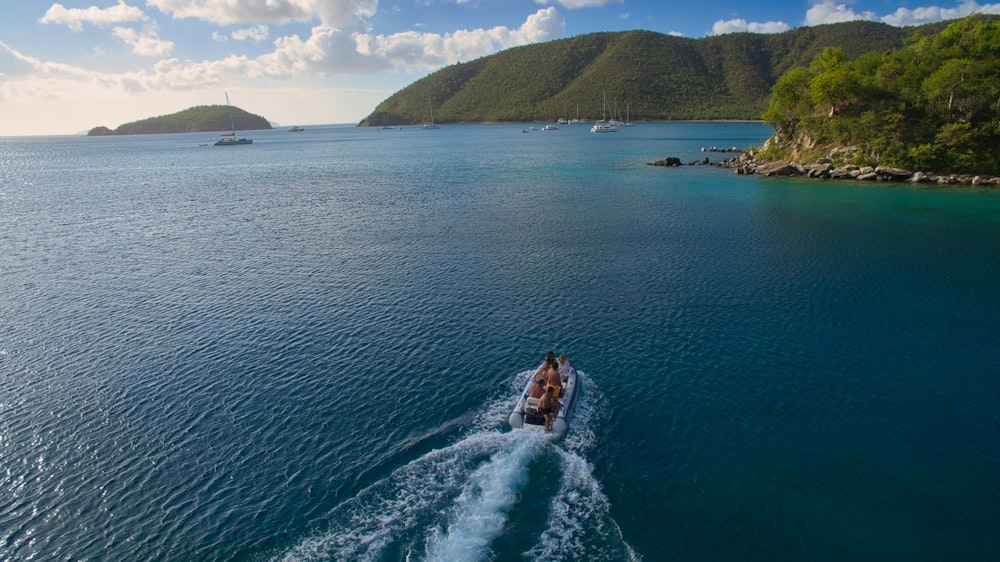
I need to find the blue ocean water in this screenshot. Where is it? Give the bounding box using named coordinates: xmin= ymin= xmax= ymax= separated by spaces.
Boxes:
xmin=1 ymin=122 xmax=998 ymax=561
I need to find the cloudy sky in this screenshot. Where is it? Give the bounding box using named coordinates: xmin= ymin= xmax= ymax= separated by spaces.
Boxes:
xmin=1 ymin=0 xmax=997 ymax=136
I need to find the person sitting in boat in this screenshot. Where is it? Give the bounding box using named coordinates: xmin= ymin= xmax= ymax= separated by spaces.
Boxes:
xmin=535 ymin=351 xmax=556 ymax=380
xmin=537 ymin=386 xmax=562 ymax=431
xmin=528 ymin=376 xmax=547 ymax=399
xmin=545 ymin=361 xmax=563 ymax=397
xmin=557 ymin=354 xmax=573 ymax=379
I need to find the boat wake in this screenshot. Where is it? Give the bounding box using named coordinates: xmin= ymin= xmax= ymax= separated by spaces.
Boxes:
xmin=274 ymin=371 xmax=640 ymax=562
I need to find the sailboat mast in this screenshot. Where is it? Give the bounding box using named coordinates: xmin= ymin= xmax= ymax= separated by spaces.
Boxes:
xmin=225 ymin=91 xmax=236 ymax=134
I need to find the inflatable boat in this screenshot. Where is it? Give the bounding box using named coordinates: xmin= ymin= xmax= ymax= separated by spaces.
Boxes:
xmin=508 ymin=359 xmax=579 ymax=439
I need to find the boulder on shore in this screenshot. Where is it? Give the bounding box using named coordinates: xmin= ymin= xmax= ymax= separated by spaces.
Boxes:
xmin=829 ymin=165 xmax=858 ymax=179
xmin=648 ymin=156 xmax=682 ymax=167
xmin=875 ymin=166 xmax=912 ymax=181
xmin=757 ymin=160 xmax=803 ymax=176
xmin=803 ymin=162 xmax=832 ymax=178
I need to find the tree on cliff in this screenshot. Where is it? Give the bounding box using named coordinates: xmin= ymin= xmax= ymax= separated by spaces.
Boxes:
xmin=762 ymin=16 xmax=1000 ymax=174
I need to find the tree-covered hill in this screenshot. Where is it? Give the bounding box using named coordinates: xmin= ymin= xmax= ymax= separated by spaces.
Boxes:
xmin=760 ymin=16 xmax=1000 ymax=174
xmin=360 ymin=20 xmax=967 ymax=126
xmin=88 ymin=105 xmax=272 ymax=136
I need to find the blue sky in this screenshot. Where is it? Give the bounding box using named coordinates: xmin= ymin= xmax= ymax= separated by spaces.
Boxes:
xmin=1 ymin=0 xmax=997 ymax=136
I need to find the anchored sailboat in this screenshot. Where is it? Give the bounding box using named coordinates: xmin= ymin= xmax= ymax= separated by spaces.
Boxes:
xmin=423 ymin=99 xmax=440 ymax=129
xmin=591 ymin=90 xmax=617 ymax=133
xmin=215 ymin=92 xmax=253 ymax=146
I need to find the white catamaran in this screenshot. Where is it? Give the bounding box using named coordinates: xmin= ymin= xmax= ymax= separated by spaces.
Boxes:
xmin=591 ymin=91 xmax=618 ymax=133
xmin=215 ymin=92 xmax=253 ymax=146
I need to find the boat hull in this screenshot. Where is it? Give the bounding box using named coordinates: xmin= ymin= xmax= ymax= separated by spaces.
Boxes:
xmin=215 ymin=137 xmax=253 ymax=146
xmin=508 ymin=360 xmax=579 ymax=439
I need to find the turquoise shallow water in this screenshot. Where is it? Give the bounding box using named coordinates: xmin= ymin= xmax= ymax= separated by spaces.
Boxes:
xmin=1 ymin=123 xmax=998 ymax=561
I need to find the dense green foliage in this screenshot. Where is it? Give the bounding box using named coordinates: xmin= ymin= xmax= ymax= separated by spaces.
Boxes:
xmin=88 ymin=105 xmax=271 ymax=136
xmin=762 ymin=16 xmax=1000 ymax=173
xmin=360 ymin=20 xmax=956 ymax=126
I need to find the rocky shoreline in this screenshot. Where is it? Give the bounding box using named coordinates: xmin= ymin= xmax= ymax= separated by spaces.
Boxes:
xmin=715 ymin=151 xmax=1000 ymax=186
xmin=648 ymin=149 xmax=999 ymax=186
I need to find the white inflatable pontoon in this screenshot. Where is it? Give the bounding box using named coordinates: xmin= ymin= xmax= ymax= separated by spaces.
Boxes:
xmin=508 ymin=359 xmax=579 ymax=439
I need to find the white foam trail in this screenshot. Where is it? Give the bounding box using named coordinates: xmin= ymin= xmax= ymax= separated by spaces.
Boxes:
xmin=276 ymin=368 xmax=641 ymax=562
xmin=425 ymin=432 xmax=544 ymax=562
xmin=524 ymin=448 xmax=642 ymax=562
xmin=276 ymin=431 xmax=543 ymax=562
xmin=519 ymin=372 xmax=642 ymax=561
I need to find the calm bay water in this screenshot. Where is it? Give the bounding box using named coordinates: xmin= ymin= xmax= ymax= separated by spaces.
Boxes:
xmin=1 ymin=123 xmax=998 ymax=561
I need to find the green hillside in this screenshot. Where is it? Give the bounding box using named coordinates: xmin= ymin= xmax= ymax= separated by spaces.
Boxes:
xmin=360 ymin=20 xmax=967 ymax=126
xmin=88 ymin=105 xmax=272 ymax=136
xmin=761 ymin=16 xmax=1000 ymax=174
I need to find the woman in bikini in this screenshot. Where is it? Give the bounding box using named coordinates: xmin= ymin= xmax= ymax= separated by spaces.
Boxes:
xmin=534 ymin=351 xmax=556 ymax=380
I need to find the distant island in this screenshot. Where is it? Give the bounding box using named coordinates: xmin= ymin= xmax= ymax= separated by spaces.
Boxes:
xmin=88 ymin=105 xmax=272 ymax=136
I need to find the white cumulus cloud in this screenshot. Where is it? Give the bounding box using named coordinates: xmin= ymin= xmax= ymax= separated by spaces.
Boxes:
xmin=257 ymin=24 xmax=388 ymax=75
xmin=357 ymin=7 xmax=565 ymax=70
xmin=0 ymin=39 xmax=100 ymax=88
xmin=513 ymin=7 xmax=567 ymax=43
xmin=881 ymin=1 xmax=1000 ymax=26
xmin=805 ymin=1 xmax=878 ymax=25
xmin=708 ymin=1 xmax=999 ymax=36
xmin=711 ymin=18 xmax=790 ymax=34
xmin=534 ymin=0 xmax=622 ymax=8
xmin=112 ymin=26 xmax=175 ymax=56
xmin=232 ymin=24 xmax=270 ymax=42
xmin=804 ymin=1 xmax=1000 ymax=28
xmin=146 ymin=0 xmax=377 ymax=26
xmin=39 ymin=0 xmax=146 ymax=32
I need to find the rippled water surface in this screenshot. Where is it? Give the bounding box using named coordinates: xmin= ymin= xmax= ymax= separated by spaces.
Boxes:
xmin=1 ymin=123 xmax=998 ymax=561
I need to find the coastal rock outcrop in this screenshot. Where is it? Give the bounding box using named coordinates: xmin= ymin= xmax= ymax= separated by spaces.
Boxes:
xmin=714 ymin=146 xmax=999 ymax=187
xmin=756 ymin=160 xmax=803 ymax=176
xmin=644 ymin=141 xmax=998 ymax=187
xmin=648 ymin=156 xmax=682 ymax=167
xmin=803 ymin=161 xmax=833 ymax=178
xmin=875 ymin=166 xmax=913 ymax=181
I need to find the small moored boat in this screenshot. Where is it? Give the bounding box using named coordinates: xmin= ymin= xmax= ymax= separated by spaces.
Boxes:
xmin=508 ymin=358 xmax=579 ymax=438
xmin=214 ymin=92 xmax=253 ymax=145
xmin=215 ymin=132 xmax=253 ymax=145
xmin=423 ymin=99 xmax=440 ymax=129
xmin=590 ymin=121 xmax=617 ymax=133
